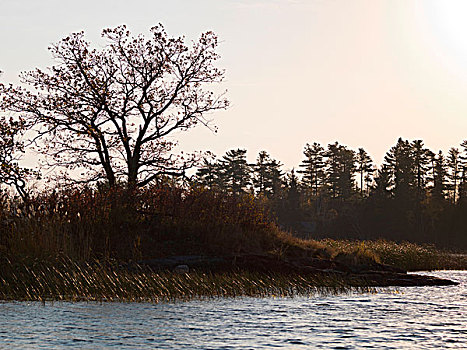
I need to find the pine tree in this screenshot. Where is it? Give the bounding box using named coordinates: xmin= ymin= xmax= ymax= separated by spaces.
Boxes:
xmin=298 ymin=142 xmax=325 ymax=198
xmin=383 ymin=138 xmax=415 ymax=201
xmin=447 ymin=147 xmax=461 ymax=203
xmin=252 ymin=151 xmax=283 ymax=197
xmin=269 ymin=159 xmax=285 ymax=198
xmin=252 ymin=151 xmax=269 ymax=195
xmin=220 ymin=149 xmax=251 ymax=194
xmin=431 ymin=150 xmax=448 ymax=202
xmin=355 ymin=148 xmax=373 ymax=197
xmin=371 ymin=164 xmax=392 ymax=200
xmin=324 ymin=142 xmax=356 ymax=200
xmin=411 ymin=140 xmax=431 ymax=202
xmin=285 ymin=169 xmax=300 ymax=210
xmin=364 ymin=165 xmax=376 ymax=197
xmin=458 ymin=140 xmax=467 ymax=203
xmin=196 ymin=157 xmax=221 ymax=190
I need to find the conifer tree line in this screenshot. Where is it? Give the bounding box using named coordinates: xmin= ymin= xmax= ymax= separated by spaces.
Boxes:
xmin=194 ymin=138 xmax=467 ymax=249
xmin=195 ymin=138 xmax=467 ymax=203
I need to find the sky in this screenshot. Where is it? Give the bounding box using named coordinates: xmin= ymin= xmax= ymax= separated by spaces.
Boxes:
xmin=1 ymin=0 xmax=467 ymax=170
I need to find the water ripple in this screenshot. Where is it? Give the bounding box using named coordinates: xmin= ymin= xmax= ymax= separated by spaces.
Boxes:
xmin=0 ymin=271 xmax=465 ymax=349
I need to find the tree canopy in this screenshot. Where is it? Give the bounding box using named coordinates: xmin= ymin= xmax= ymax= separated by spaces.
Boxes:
xmin=0 ymin=24 xmax=228 ymax=188
xmin=0 ymin=116 xmax=33 ymax=199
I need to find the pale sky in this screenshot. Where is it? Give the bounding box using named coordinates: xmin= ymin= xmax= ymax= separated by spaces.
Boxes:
xmin=1 ymin=0 xmax=467 ymax=170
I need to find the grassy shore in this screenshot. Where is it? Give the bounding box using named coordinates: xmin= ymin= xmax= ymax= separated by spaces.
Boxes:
xmin=319 ymin=239 xmax=467 ymax=271
xmin=0 ymin=255 xmax=372 ymax=302
xmin=1 ymin=185 xmax=465 ymax=302
xmin=1 ymin=238 xmax=464 ymax=302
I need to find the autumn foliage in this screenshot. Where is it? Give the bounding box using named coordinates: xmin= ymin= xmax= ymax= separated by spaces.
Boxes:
xmin=0 ymin=184 xmax=282 ymax=261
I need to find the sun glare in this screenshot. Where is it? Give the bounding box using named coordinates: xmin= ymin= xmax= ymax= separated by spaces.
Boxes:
xmin=425 ymin=1 xmax=467 ymax=62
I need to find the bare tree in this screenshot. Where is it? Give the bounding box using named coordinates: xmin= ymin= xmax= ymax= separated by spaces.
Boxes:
xmin=0 ymin=115 xmax=34 ymax=199
xmin=0 ymin=24 xmax=228 ymax=188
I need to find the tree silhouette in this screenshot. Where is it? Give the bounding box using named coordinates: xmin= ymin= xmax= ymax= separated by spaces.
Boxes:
xmin=0 ymin=116 xmax=35 ymax=199
xmin=193 ymin=138 xmax=467 ymax=249
xmin=298 ymin=142 xmax=325 ymax=198
xmin=371 ymin=164 xmax=392 ymax=200
xmin=447 ymin=147 xmax=461 ymax=203
xmin=0 ymin=24 xmax=228 ymax=188
xmin=285 ymin=169 xmax=300 ymax=210
xmin=324 ymin=142 xmax=356 ymax=200
xmin=384 ymin=138 xmax=415 ymax=202
xmin=219 ymin=149 xmax=251 ymax=194
xmin=459 ymin=140 xmax=467 ymax=203
xmin=355 ymin=147 xmax=373 ymax=197
xmin=195 ymin=157 xmax=221 ymax=190
xmin=252 ymin=151 xmax=283 ymax=198
xmin=431 ymin=150 xmax=448 ymax=202
xmin=411 ymin=140 xmax=431 ymax=201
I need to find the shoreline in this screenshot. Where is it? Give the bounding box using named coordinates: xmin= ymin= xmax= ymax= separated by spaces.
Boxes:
xmin=0 ymin=254 xmax=460 ymax=303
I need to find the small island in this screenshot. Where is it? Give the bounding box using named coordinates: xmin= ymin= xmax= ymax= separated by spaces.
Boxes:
xmin=0 ymin=182 xmax=464 ymax=302
xmin=0 ymin=24 xmax=465 ymax=302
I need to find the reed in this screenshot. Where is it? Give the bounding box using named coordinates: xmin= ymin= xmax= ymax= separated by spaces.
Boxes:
xmin=0 ymin=255 xmax=370 ymax=302
xmin=320 ymin=239 xmax=467 ymax=271
xmin=2 ymin=185 xmax=463 ymax=303
xmin=1 ymin=185 xmax=331 ymax=264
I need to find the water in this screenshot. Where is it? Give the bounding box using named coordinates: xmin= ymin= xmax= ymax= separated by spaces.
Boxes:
xmin=0 ymin=270 xmax=465 ymax=349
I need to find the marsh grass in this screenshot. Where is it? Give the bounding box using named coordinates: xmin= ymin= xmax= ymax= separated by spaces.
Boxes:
xmin=320 ymin=239 xmax=467 ymax=271
xmin=0 ymin=185 xmax=327 ymax=261
xmin=0 ymin=185 xmax=332 ymax=269
xmin=1 ymin=185 xmax=464 ymax=303
xmin=0 ymin=255 xmax=370 ymax=302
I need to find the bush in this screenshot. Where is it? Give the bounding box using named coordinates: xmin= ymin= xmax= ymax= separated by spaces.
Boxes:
xmin=0 ymin=184 xmax=301 ymax=261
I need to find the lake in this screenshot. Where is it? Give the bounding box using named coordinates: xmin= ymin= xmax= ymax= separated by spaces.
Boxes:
xmin=0 ymin=270 xmax=465 ymax=349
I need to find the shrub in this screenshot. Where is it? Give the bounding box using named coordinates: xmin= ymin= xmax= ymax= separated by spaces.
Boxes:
xmin=0 ymin=184 xmax=303 ymax=261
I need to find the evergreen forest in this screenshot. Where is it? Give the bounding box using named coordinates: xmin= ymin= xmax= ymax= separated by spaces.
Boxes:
xmin=195 ymin=138 xmax=467 ymax=250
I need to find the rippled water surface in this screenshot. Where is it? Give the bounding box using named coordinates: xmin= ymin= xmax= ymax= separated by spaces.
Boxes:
xmin=0 ymin=270 xmax=466 ymax=349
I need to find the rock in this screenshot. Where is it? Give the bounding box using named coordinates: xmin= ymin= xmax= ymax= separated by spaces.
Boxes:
xmin=138 ymin=256 xmax=227 ymax=270
xmin=174 ymin=264 xmax=189 ymax=273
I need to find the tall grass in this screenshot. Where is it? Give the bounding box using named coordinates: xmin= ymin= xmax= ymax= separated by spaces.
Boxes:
xmin=0 ymin=255 xmax=369 ymax=302
xmin=320 ymin=239 xmax=467 ymax=271
xmin=2 ymin=184 xmax=464 ymax=271
xmin=2 ymin=184 xmax=464 ymax=303
xmin=1 ymin=185 xmax=319 ymax=261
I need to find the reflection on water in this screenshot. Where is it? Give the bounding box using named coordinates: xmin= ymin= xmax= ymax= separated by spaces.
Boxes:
xmin=0 ymin=271 xmax=465 ymax=349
